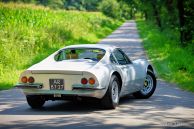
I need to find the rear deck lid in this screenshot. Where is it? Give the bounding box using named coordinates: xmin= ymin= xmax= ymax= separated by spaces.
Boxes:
xmin=28 ymin=59 xmax=97 ymax=74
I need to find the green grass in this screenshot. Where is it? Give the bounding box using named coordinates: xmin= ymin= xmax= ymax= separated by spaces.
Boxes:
xmin=0 ymin=2 xmax=122 ymax=90
xmin=137 ymin=20 xmax=194 ymax=92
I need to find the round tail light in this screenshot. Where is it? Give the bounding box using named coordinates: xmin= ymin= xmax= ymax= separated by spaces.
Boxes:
xmin=89 ymin=78 xmax=95 ymax=85
xmin=28 ymin=76 xmax=34 ymax=83
xmin=21 ymin=76 xmax=28 ymax=83
xmin=81 ymin=78 xmax=88 ymax=85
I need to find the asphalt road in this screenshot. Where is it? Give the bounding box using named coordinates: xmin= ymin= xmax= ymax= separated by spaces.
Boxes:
xmin=0 ymin=21 xmax=194 ymax=129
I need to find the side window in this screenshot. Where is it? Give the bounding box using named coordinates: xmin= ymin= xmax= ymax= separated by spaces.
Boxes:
xmin=54 ymin=50 xmax=66 ymax=61
xmin=110 ymin=54 xmax=117 ymax=64
xmin=119 ymin=50 xmax=132 ymax=64
xmin=113 ymin=49 xmax=131 ymax=65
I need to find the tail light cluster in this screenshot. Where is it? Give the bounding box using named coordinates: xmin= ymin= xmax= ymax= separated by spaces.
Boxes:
xmin=21 ymin=76 xmax=35 ymax=83
xmin=81 ymin=77 xmax=95 ymax=85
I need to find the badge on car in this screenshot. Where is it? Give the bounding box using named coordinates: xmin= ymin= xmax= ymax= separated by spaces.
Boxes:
xmin=49 ymin=79 xmax=64 ymax=90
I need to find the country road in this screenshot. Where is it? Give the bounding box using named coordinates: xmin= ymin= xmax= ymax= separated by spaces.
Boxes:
xmin=0 ymin=20 xmax=194 ymax=129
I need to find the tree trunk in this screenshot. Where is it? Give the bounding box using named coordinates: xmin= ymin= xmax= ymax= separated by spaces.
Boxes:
xmin=151 ymin=2 xmax=162 ymax=29
xmin=144 ymin=11 xmax=148 ymax=20
xmin=177 ymin=0 xmax=185 ymax=45
xmin=166 ymin=0 xmax=173 ymax=10
xmin=130 ymin=9 xmax=133 ymax=19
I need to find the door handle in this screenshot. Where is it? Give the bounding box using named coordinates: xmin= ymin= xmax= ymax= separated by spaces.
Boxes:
xmin=121 ymin=66 xmax=128 ymax=69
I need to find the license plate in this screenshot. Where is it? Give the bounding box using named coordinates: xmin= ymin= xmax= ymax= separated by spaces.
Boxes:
xmin=49 ymin=79 xmax=64 ymax=90
xmin=54 ymin=94 xmax=61 ymax=97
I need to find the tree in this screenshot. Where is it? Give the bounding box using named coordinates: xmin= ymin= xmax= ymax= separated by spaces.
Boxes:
xmin=177 ymin=0 xmax=185 ymax=45
xmin=151 ymin=0 xmax=162 ymax=29
xmin=98 ymin=0 xmax=121 ymax=19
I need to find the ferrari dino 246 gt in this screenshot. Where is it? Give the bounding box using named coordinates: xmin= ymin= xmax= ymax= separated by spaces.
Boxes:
xmin=15 ymin=44 xmax=157 ymax=109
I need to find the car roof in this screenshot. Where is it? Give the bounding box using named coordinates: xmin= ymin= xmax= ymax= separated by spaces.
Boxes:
xmin=62 ymin=44 xmax=118 ymax=51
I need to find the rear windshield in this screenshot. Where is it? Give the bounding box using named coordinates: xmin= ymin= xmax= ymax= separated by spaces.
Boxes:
xmin=54 ymin=48 xmax=106 ymax=62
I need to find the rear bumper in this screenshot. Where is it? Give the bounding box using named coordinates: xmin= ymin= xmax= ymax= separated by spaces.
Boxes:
xmin=15 ymin=83 xmax=106 ymax=99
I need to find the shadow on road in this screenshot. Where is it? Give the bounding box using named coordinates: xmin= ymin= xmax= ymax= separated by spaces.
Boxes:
xmin=0 ymin=90 xmax=136 ymax=115
xmin=0 ymin=84 xmax=193 ymax=128
xmin=0 ymin=81 xmax=194 ymax=115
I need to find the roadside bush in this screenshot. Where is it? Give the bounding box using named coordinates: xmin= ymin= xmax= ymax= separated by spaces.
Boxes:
xmin=137 ymin=20 xmax=194 ymax=92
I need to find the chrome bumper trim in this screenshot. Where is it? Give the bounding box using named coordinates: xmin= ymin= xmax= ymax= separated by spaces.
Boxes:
xmin=15 ymin=83 xmax=43 ymax=89
xmin=72 ymin=86 xmax=105 ymax=90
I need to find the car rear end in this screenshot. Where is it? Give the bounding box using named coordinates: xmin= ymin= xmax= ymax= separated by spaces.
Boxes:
xmin=15 ymin=70 xmax=106 ymax=100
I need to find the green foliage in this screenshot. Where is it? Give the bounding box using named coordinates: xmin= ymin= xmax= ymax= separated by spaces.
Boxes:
xmin=119 ymin=1 xmax=131 ymax=19
xmin=45 ymin=0 xmax=64 ymax=9
xmin=0 ymin=0 xmax=102 ymax=10
xmin=1 ymin=0 xmax=133 ymax=20
xmin=134 ymin=0 xmax=194 ymax=46
xmin=98 ymin=0 xmax=121 ymax=19
xmin=137 ymin=20 xmax=194 ymax=92
xmin=64 ymin=0 xmax=101 ymax=11
xmin=0 ymin=2 xmax=122 ymax=90
xmin=182 ymin=0 xmax=194 ymax=44
xmin=98 ymin=0 xmax=132 ymax=20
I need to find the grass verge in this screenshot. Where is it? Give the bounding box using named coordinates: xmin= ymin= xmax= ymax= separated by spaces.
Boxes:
xmin=137 ymin=20 xmax=194 ymax=92
xmin=0 ymin=2 xmax=122 ymax=90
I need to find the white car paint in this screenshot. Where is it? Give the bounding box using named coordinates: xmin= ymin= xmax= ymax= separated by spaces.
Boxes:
xmin=16 ymin=44 xmax=156 ymax=99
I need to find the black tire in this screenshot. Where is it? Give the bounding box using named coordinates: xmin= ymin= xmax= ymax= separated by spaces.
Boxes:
xmin=26 ymin=95 xmax=45 ymax=109
xmin=101 ymin=75 xmax=120 ymax=109
xmin=133 ymin=71 xmax=156 ymax=99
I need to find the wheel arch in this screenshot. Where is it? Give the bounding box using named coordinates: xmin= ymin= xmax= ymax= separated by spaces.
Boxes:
xmin=146 ymin=64 xmax=157 ymax=77
xmin=111 ymin=71 xmax=122 ymax=92
xmin=147 ymin=65 xmax=154 ymax=73
xmin=146 ymin=65 xmax=157 ymax=84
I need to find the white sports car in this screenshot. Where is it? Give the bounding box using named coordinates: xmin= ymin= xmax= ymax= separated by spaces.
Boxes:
xmin=15 ymin=44 xmax=157 ymax=109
